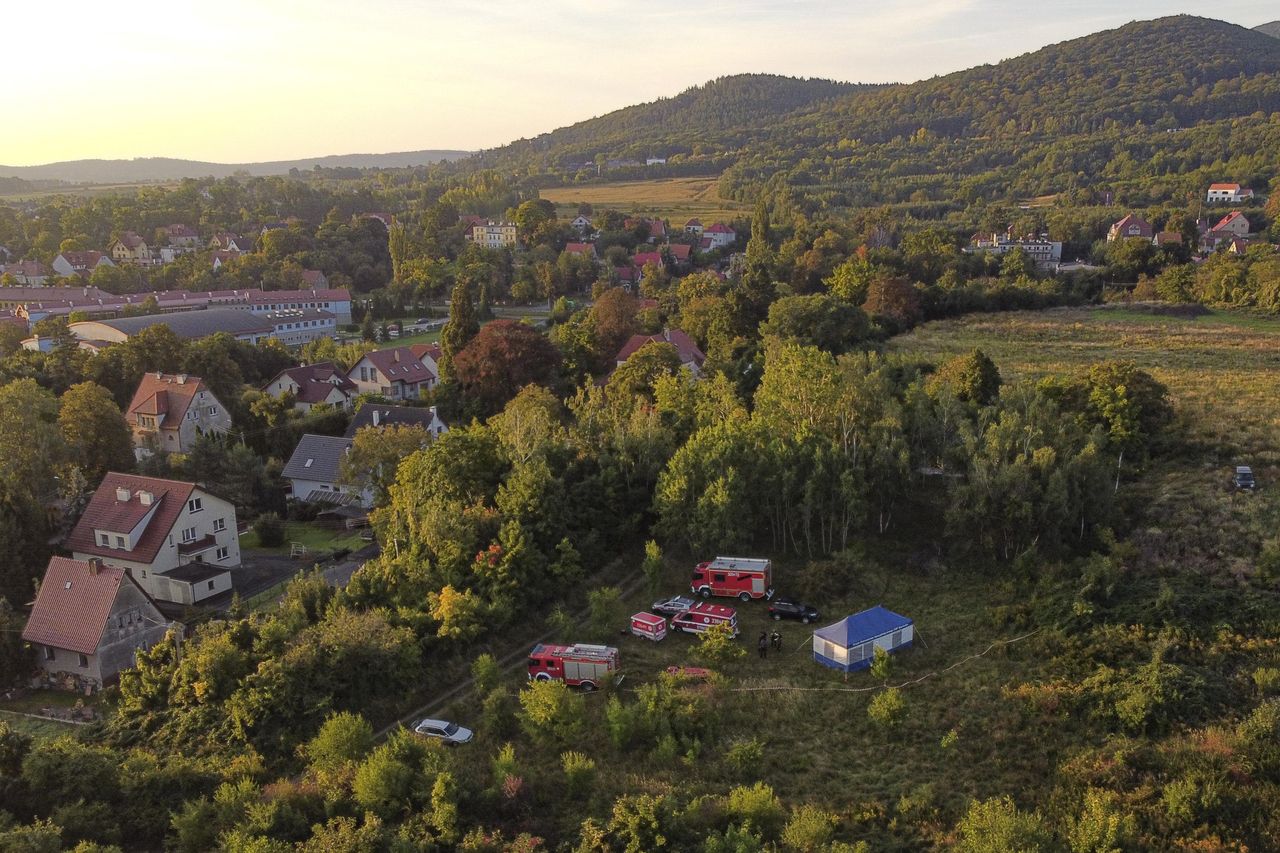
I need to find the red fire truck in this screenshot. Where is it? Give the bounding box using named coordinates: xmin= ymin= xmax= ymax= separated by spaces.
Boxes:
xmin=527 ymin=643 xmax=619 ymax=690
xmin=691 ymin=556 xmax=774 ymax=601
xmin=671 ymin=602 xmax=739 ymax=637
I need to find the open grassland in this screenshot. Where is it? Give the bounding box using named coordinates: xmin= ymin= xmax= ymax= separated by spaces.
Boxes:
xmin=541 ymin=177 xmax=746 ymax=224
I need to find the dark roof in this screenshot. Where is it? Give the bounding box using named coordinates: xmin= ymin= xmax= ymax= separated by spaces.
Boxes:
xmin=344 ymin=404 xmax=443 ymax=438
xmin=266 ymin=362 xmax=355 ymax=403
xmin=356 ymin=347 xmax=435 ymax=386
xmin=79 ymin=308 xmax=272 ymax=340
xmin=281 ymin=434 xmax=353 ymax=484
xmin=68 ymin=474 xmax=197 ymax=563
xmin=165 ymin=563 xmax=230 ymax=584
xmin=22 ymin=557 xmax=139 ymax=655
xmin=814 ymin=606 xmax=912 ymax=647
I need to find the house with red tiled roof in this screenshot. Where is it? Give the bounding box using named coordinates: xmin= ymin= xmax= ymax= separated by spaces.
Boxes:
xmin=347 ymin=346 xmax=437 ymax=400
xmin=22 ymin=556 xmax=171 ymax=690
xmin=409 ymin=342 xmax=443 ymax=377
xmin=127 ymin=373 xmax=231 ymax=457
xmin=1207 ymin=183 xmax=1253 ymax=204
xmin=703 ymin=222 xmax=737 ymax=250
xmin=263 ymin=361 xmax=357 ymax=412
xmin=51 ymin=250 xmax=114 ymax=278
xmin=68 ymin=473 xmax=241 ymax=605
xmin=109 ymin=232 xmax=151 ymax=265
xmin=1211 ymin=211 xmax=1251 ymax=238
xmin=684 ymin=219 xmax=704 ymax=237
xmin=160 ymin=224 xmax=201 ymax=248
xmin=633 ymin=251 xmax=664 ymax=272
xmin=1 ymin=259 xmax=51 ymax=285
xmin=300 ymin=269 xmax=328 ymax=288
xmin=667 ymin=242 xmax=693 ymax=269
xmin=1107 ymin=214 xmax=1154 ymax=243
xmin=616 ymin=328 xmax=706 ymax=377
xmin=1153 ymin=231 xmax=1183 ymax=247
xmin=564 ymin=242 xmax=597 ymax=260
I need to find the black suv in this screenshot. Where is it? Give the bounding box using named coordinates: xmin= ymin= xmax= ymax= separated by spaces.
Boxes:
xmin=1233 ymin=466 xmax=1256 ymax=490
xmin=768 ymin=598 xmax=819 ymax=623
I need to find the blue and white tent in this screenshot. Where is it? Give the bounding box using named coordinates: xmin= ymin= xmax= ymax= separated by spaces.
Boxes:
xmin=812 ymin=606 xmax=914 ymax=672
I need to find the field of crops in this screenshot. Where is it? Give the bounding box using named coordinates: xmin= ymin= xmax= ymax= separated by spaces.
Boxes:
xmin=540 ymin=177 xmax=746 ymax=225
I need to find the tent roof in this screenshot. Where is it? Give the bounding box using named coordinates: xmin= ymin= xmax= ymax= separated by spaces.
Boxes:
xmin=814 ymin=606 xmax=911 ymax=647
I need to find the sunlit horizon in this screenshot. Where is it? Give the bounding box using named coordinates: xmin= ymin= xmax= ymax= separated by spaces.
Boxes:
xmin=3 ymin=0 xmax=1276 ymax=167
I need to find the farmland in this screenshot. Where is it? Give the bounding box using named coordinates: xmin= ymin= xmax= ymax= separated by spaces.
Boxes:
xmin=540 ymin=176 xmax=747 ymax=225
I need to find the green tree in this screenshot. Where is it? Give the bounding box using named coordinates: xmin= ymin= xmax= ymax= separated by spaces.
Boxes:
xmin=57 ymin=382 xmax=133 ymax=481
xmin=519 ymin=680 xmax=586 ymax=742
xmin=694 ymin=622 xmax=745 ymax=664
xmin=927 ymin=349 xmax=1002 ymax=406
xmin=955 ymin=796 xmax=1051 ymax=853
xmin=304 ymin=711 xmax=375 ymax=775
xmin=587 ymin=586 xmax=626 ymax=643
xmin=340 ymin=423 xmax=432 ymax=505
xmin=642 ymin=540 xmax=665 ymax=600
xmin=439 ymin=280 xmax=479 ymax=383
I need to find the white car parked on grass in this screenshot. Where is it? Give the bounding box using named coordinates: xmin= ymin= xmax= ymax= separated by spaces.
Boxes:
xmin=413 ymin=718 xmax=474 ymax=745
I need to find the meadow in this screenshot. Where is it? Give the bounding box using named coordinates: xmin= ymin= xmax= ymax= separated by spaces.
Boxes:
xmin=540 ymin=177 xmax=746 ymax=225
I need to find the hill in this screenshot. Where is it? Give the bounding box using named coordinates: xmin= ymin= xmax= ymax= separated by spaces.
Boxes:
xmin=1258 ymin=20 xmax=1280 ymax=37
xmin=474 ymin=73 xmax=869 ymax=168
xmin=477 ymin=16 xmax=1280 ymax=208
xmin=0 ymin=149 xmax=472 ymax=185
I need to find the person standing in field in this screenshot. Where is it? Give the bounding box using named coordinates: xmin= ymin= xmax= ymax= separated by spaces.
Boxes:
xmin=758 ymin=632 xmax=768 ymax=659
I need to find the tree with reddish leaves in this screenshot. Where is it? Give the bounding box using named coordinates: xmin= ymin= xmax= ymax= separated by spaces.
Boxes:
xmin=862 ymin=276 xmax=923 ymax=332
xmin=588 ymin=287 xmax=640 ymax=367
xmin=453 ymin=320 xmax=561 ymax=414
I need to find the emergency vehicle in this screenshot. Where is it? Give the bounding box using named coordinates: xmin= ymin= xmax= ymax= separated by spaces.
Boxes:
xmin=527 ymin=643 xmax=618 ymax=690
xmin=630 ymin=612 xmax=668 ymax=642
xmin=671 ymin=602 xmax=739 ymax=637
xmin=691 ymin=556 xmax=774 ymax=601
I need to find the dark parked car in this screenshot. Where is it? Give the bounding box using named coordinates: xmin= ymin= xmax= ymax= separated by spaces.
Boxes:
xmin=1234 ymin=466 xmax=1256 ymax=490
xmin=651 ymin=595 xmax=697 ymax=617
xmin=768 ymin=598 xmax=819 ymax=623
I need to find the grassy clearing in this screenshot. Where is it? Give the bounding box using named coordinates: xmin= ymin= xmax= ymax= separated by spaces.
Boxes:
xmin=541 ymin=177 xmax=745 ymax=224
xmin=239 ymin=522 xmax=366 ymax=556
xmin=0 ymin=709 xmax=85 ymax=742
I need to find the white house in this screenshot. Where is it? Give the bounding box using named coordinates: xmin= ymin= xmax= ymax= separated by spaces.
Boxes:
xmin=68 ymin=473 xmax=241 ymax=605
xmin=126 ymin=373 xmax=232 ymax=458
xmin=281 ymin=434 xmax=372 ymax=508
xmin=1206 ymin=183 xmax=1254 ymax=204
xmin=262 ymin=362 xmax=356 ymax=412
xmin=347 ymin=346 xmax=437 ymax=399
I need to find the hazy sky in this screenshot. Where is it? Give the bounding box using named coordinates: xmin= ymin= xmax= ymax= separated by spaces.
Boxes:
xmin=4 ymin=0 xmax=1276 ymax=166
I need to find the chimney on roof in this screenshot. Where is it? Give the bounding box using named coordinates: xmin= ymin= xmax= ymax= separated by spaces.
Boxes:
xmin=87 ymin=557 xmax=103 ymax=575
xmin=138 ymin=490 xmax=154 ymax=506
xmin=372 ymin=409 xmax=381 ymax=427
xmin=115 ymin=486 xmax=132 ymax=502
xmin=176 ymin=374 xmax=187 ymax=384
xmin=393 ymin=350 xmax=400 ymax=362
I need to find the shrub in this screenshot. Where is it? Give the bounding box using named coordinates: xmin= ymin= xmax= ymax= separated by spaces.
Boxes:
xmin=254 ymin=512 xmax=286 ymax=547
xmin=954 ymin=796 xmax=1051 ymax=852
xmin=1253 ymin=667 xmax=1280 ymax=696
xmin=781 ymin=804 xmax=840 ymax=852
xmin=471 ymin=653 xmax=502 ymax=696
xmin=492 ymin=742 xmax=519 ymax=788
xmin=725 ymin=737 xmax=765 ymax=776
xmin=869 ymin=646 xmax=892 ymax=681
xmin=605 ymin=695 xmax=642 ymax=750
xmin=303 ymin=711 xmax=374 ymax=775
xmin=480 ymin=687 xmax=516 ymax=739
xmin=725 ymin=783 xmax=785 ymax=839
xmin=1065 ymin=788 xmax=1135 ymax=853
xmin=642 ymin=540 xmax=665 ymax=600
xmin=587 ymin=586 xmax=626 ymax=643
xmin=561 ymin=751 xmax=596 ymax=799
xmin=868 ymin=688 xmax=906 ymax=728
xmin=518 ymin=680 xmax=585 ymax=744
xmin=695 ymin=622 xmax=745 ymax=664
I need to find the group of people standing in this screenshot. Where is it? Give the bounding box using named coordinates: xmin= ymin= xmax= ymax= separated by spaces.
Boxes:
xmin=757 ymin=630 xmax=783 ymax=657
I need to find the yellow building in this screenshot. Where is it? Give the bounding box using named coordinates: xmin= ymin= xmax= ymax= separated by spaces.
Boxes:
xmin=468 ymin=221 xmax=518 ymax=249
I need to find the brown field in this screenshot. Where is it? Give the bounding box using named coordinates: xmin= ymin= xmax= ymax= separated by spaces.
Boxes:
xmin=540 ymin=177 xmax=746 ymax=224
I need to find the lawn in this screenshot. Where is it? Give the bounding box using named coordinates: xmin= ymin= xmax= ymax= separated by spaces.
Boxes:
xmin=541 ymin=177 xmax=746 ymax=225
xmin=240 ymin=521 xmax=367 ymax=556
xmin=0 ymin=710 xmax=85 ymax=742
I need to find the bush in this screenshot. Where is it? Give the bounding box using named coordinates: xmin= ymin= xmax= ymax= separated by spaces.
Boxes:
xmin=518 ymin=680 xmax=585 ymax=744
xmin=1253 ymin=667 xmax=1280 ymax=696
xmin=868 ymin=688 xmax=906 ymax=728
xmin=561 ymin=751 xmax=596 ymax=799
xmin=725 ymin=783 xmax=785 ymax=839
xmin=695 ymin=622 xmax=746 ymax=664
xmin=480 ymin=687 xmax=516 ymax=738
xmin=725 ymin=737 xmax=765 ymax=777
xmin=955 ymin=796 xmax=1051 ymax=852
xmin=471 ymin=653 xmax=502 ymax=696
xmin=781 ymin=804 xmax=840 ymax=852
xmin=303 ymin=712 xmax=374 ymax=775
xmin=586 ymin=586 xmax=626 ymax=643
xmin=254 ymin=512 xmax=286 ymax=548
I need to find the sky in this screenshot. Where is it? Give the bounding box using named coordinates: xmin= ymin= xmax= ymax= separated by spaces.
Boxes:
xmin=3 ymin=0 xmax=1277 ymax=166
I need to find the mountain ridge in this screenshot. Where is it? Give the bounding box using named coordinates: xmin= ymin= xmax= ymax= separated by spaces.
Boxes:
xmin=0 ymin=150 xmax=472 ymax=185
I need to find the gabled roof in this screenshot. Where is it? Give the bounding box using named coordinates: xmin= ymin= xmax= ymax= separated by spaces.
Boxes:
xmin=300 ymin=269 xmax=327 ymax=286
xmin=68 ymin=473 xmax=200 ymax=563
xmin=1209 ymin=182 xmax=1242 ymax=191
xmin=564 ymin=242 xmax=596 ymax=256
xmin=22 ymin=557 xmax=145 ymax=655
xmin=1111 ymin=213 xmax=1151 ymax=232
xmin=409 ymin=342 xmax=442 ymax=364
xmin=281 ymin=434 xmax=353 ymax=484
xmin=633 ymin=251 xmax=663 ymax=269
xmin=616 ymin=328 xmax=706 ymax=367
xmin=684 ymin=218 xmax=703 ymax=227
xmin=705 ymin=223 xmax=735 ymax=234
xmin=58 ymin=250 xmax=109 ymax=269
xmin=164 ymin=224 xmax=199 ymax=238
xmin=344 ymin=404 xmax=445 ymax=438
xmin=116 ymin=232 xmax=147 ymax=249
xmin=354 ymin=347 xmax=436 ymax=386
xmin=814 ymin=606 xmax=912 ymax=647
xmin=127 ymin=373 xmax=212 ymax=425
xmin=1213 ymin=211 xmax=1249 ymax=231
xmin=668 ymin=243 xmax=692 ymax=261
xmin=266 ymin=362 xmax=356 ymax=403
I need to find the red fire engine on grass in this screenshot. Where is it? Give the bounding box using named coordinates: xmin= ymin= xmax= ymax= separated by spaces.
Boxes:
xmin=527 ymin=643 xmax=619 ymax=690
xmin=691 ymin=556 xmax=774 ymax=601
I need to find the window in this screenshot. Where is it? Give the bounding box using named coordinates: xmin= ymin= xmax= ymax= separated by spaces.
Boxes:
xmin=207 ymin=580 xmax=216 ymax=590
xmin=114 ymin=535 xmax=125 ymax=548
xmin=98 ymin=532 xmax=109 ymax=546
xmin=181 ymin=526 xmax=197 ymax=543
xmin=207 ymin=406 xmax=218 ymax=416
xmin=212 ymin=517 xmax=226 ymax=532
xmin=78 ymin=653 xmax=89 ymax=668
xmin=216 ymin=547 xmax=229 ymax=561
xmin=44 ymin=646 xmax=55 ymax=661
xmin=188 ymin=497 xmax=203 ymax=513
